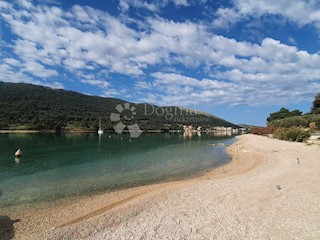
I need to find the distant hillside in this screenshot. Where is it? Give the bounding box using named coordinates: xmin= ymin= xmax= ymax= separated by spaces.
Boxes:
xmin=0 ymin=83 xmax=238 ymax=132
xmin=238 ymin=124 xmax=264 ymax=129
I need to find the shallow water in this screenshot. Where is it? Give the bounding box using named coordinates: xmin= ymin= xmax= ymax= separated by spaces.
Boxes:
xmin=0 ymin=133 xmax=235 ymax=208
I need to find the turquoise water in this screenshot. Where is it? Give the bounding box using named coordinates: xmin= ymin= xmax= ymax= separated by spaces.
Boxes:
xmin=0 ymin=133 xmax=235 ymax=208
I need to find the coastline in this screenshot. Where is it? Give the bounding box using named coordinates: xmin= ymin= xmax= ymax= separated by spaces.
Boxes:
xmin=0 ymin=130 xmax=42 ymax=133
xmin=0 ymin=129 xmax=238 ymax=134
xmin=3 ymin=134 xmax=320 ymax=239
xmin=0 ymin=130 xmax=96 ymax=133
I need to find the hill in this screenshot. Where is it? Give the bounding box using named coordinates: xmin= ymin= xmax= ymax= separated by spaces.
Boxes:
xmin=238 ymin=124 xmax=264 ymax=129
xmin=0 ymin=82 xmax=238 ymax=132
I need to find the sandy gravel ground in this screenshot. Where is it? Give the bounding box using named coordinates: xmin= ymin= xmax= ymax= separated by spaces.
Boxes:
xmin=2 ymin=134 xmax=320 ymax=239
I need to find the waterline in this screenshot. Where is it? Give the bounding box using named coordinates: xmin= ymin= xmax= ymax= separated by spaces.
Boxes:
xmin=0 ymin=133 xmax=235 ymax=208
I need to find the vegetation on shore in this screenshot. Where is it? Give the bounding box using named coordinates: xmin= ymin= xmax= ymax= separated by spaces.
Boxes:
xmin=267 ymin=108 xmax=302 ymax=123
xmin=0 ymin=83 xmax=238 ymax=132
xmin=267 ymin=113 xmax=320 ymax=128
xmin=250 ymin=126 xmax=311 ymax=142
xmin=267 ymin=94 xmax=320 ymax=128
xmin=273 ymin=127 xmax=311 ymax=142
xmin=251 ymin=92 xmax=319 ymax=142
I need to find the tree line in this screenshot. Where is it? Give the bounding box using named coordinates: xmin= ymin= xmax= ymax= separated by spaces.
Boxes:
xmin=0 ymin=83 xmax=238 ymax=132
xmin=267 ymin=93 xmax=320 ymax=128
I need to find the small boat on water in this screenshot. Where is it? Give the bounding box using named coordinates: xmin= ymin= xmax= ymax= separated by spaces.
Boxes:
xmin=98 ymin=117 xmax=104 ymax=135
xmin=98 ymin=129 xmax=104 ymax=135
xmin=15 ymin=148 xmax=22 ymax=157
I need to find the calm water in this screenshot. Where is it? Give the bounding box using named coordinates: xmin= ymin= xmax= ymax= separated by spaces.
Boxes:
xmin=0 ymin=133 xmax=235 ymax=208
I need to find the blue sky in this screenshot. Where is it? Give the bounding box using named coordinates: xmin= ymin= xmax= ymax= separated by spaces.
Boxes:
xmin=1 ymin=0 xmax=320 ymax=126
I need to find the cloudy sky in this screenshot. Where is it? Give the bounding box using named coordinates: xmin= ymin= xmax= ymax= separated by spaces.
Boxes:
xmin=1 ymin=0 xmax=320 ymax=125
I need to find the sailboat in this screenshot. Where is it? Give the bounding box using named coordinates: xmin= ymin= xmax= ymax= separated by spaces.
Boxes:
xmin=98 ymin=117 xmax=104 ymax=135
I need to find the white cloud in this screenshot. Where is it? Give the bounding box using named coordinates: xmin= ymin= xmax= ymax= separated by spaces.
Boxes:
xmin=288 ymin=37 xmax=297 ymax=45
xmin=234 ymin=0 xmax=320 ymax=27
xmin=23 ymin=61 xmax=58 ymax=78
xmin=118 ymin=0 xmax=190 ymax=12
xmin=212 ymin=8 xmax=242 ymax=29
xmin=212 ymin=0 xmax=320 ymax=30
xmin=119 ymin=0 xmax=158 ymax=12
xmin=0 ymin=1 xmax=319 ymax=108
xmin=137 ymin=71 xmax=320 ymax=107
xmin=0 ymin=2 xmax=12 ymax=13
xmin=3 ymin=58 xmax=21 ymax=66
xmin=134 ymin=80 xmax=153 ymax=90
xmin=80 ymin=79 xmax=110 ymax=88
xmin=0 ymin=62 xmax=63 ymax=89
xmin=151 ymin=72 xmax=228 ymax=89
xmin=44 ymin=81 xmax=64 ymax=89
xmin=0 ymin=2 xmax=147 ymax=78
xmin=102 ymin=88 xmax=131 ymax=99
xmin=172 ymin=0 xmax=189 ymax=7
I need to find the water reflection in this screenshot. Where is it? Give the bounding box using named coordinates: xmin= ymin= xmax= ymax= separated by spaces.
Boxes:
xmin=14 ymin=157 xmax=21 ymax=164
xmin=213 ymin=131 xmax=232 ymax=137
xmin=98 ymin=134 xmax=101 ymax=148
xmin=183 ymin=130 xmax=194 ymax=139
xmin=183 ymin=130 xmax=234 ymax=139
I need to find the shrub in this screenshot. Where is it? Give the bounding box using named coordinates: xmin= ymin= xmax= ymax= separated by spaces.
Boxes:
xmin=268 ymin=114 xmax=320 ymax=128
xmin=267 ymin=108 xmax=302 ymax=123
xmin=268 ymin=116 xmax=309 ymax=128
xmin=250 ymin=127 xmax=278 ymax=135
xmin=309 ymin=122 xmax=317 ymax=132
xmin=311 ymin=92 xmax=320 ymax=113
xmin=273 ymin=127 xmax=311 ymax=142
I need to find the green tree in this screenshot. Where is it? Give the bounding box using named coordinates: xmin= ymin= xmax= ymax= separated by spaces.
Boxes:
xmin=311 ymin=93 xmax=320 ymax=113
xmin=0 ymin=83 xmax=239 ymax=131
xmin=267 ymin=108 xmax=302 ymax=123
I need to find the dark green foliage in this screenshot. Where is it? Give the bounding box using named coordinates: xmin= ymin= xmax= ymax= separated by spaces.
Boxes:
xmin=268 ymin=116 xmax=308 ymax=127
xmin=267 ymin=108 xmax=302 ymax=123
xmin=268 ymin=114 xmax=320 ymax=128
xmin=273 ymin=127 xmax=311 ymax=142
xmin=311 ymin=93 xmax=320 ymax=113
xmin=0 ymin=83 xmax=238 ymax=132
xmin=267 ymin=92 xmax=320 ymax=128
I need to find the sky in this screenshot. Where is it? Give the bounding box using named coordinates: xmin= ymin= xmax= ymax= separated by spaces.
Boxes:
xmin=1 ymin=0 xmax=320 ymax=126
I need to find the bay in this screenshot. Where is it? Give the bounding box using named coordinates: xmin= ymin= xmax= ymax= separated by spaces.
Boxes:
xmin=0 ymin=133 xmax=235 ymax=208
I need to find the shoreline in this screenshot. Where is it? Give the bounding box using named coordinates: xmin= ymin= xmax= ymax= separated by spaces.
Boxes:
xmin=2 ymin=137 xmax=243 ymax=239
xmin=3 ymin=134 xmax=320 ymax=239
xmin=0 ymin=130 xmax=42 ymax=133
xmin=3 ymin=137 xmax=237 ymax=214
xmin=0 ymin=129 xmax=240 ymax=134
xmin=0 ymin=130 xmax=96 ymax=133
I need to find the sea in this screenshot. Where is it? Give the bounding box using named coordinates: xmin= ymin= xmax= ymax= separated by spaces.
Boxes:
xmin=0 ymin=132 xmax=235 ymax=208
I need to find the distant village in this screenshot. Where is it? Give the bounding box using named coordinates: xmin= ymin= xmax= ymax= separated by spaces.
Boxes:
xmin=181 ymin=125 xmax=248 ymax=137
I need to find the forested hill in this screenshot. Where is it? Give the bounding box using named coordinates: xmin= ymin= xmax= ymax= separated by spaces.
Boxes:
xmin=0 ymin=82 xmax=238 ymax=132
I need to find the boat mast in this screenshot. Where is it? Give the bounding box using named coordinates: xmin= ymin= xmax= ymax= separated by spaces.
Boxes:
xmin=98 ymin=117 xmax=104 ymax=135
